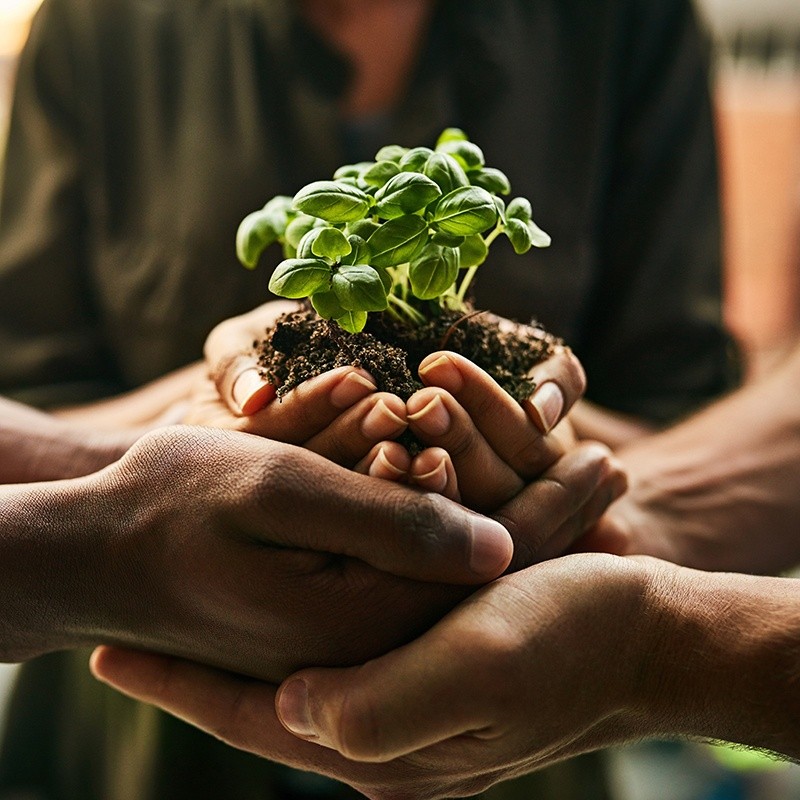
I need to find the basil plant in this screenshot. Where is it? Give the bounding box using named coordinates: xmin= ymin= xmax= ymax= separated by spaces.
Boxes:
xmin=236 ymin=129 xmax=550 ymax=333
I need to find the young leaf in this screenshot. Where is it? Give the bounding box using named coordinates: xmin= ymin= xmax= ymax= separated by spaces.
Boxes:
xmin=310 ymin=227 xmax=352 ymax=260
xmin=311 ymin=289 xmax=346 ymax=320
xmin=423 ymin=152 xmax=469 ymax=195
xmin=409 ymin=245 xmax=459 ymax=300
xmin=430 ymin=186 xmax=498 ymax=236
xmin=458 ymin=234 xmax=489 ymax=268
xmin=296 ymin=227 xmax=326 ymax=259
xmin=362 ymin=160 xmax=401 ymax=188
xmin=333 ymin=162 xmax=373 ymax=180
xmin=506 ymin=197 xmax=532 ymax=222
xmin=504 ymin=218 xmax=533 ymax=254
xmin=373 ymin=172 xmax=442 ymax=219
xmin=528 ymin=219 xmax=552 ymax=248
xmin=435 ymin=140 xmax=485 ymax=172
xmin=375 ymin=144 xmax=408 ymax=163
xmin=269 ymin=258 xmax=331 ymax=298
xmin=293 ymin=181 xmax=372 ymax=223
xmin=436 ymin=128 xmax=469 ymax=146
xmin=332 ymin=265 xmax=389 ymax=311
xmin=236 ymin=210 xmax=279 ymax=269
xmin=336 ymin=310 xmax=368 ymax=334
xmin=399 ymin=146 xmax=434 ymax=173
xmin=469 ymin=167 xmax=511 ymax=195
xmin=285 ymin=214 xmax=319 ymax=249
xmin=346 ymin=218 xmax=382 ymax=240
xmin=367 ymin=215 xmax=429 ymax=268
xmin=339 ymin=234 xmax=371 ymax=266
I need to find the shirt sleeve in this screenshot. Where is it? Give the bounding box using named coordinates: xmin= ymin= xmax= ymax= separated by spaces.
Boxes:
xmin=0 ymin=0 xmax=117 ymax=407
xmin=577 ymin=0 xmax=741 ymax=424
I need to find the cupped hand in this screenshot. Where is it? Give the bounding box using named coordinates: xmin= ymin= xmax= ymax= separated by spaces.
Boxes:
xmin=90 ymin=552 xmax=656 ymax=800
xmin=78 ymin=425 xmax=516 ymax=682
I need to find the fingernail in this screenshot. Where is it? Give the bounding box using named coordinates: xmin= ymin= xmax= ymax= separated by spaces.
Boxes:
xmin=468 ymin=516 xmax=513 ymax=578
xmin=277 ymin=679 xmax=317 ymax=739
xmin=361 ymin=399 xmax=406 ymax=440
xmin=418 ymin=354 xmax=464 ymax=393
xmin=407 ymin=394 xmax=451 ymax=437
xmin=232 ymin=369 xmax=275 ymax=415
xmin=527 ymin=382 xmax=564 ymax=433
xmin=330 ymin=371 xmax=376 ymax=409
xmin=369 ymin=446 xmax=407 ymax=479
xmin=413 ymin=457 xmax=449 ymax=493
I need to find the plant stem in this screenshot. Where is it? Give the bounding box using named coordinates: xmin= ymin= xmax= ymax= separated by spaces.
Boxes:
xmin=455 ymin=222 xmax=504 ymax=305
xmin=387 ymin=293 xmax=426 ymax=324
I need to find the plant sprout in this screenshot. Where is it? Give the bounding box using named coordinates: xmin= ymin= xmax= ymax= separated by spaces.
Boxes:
xmin=236 ymin=128 xmax=550 ymax=333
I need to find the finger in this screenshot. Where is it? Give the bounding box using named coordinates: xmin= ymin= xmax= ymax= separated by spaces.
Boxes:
xmin=260 ymin=443 xmax=513 ymax=584
xmin=205 ymin=301 xmax=297 ymax=415
xmin=240 ymin=367 xmax=379 ymax=443
xmin=524 ymin=346 xmax=586 ymax=433
xmin=494 ymin=442 xmax=624 ymax=570
xmin=355 ymin=442 xmax=411 ymax=482
xmin=408 ymin=447 xmax=460 ymax=501
xmin=407 ymin=388 xmax=519 ymax=510
xmin=89 ymin=647 xmax=358 ymax=776
xmin=276 ymin=632 xmax=484 ymax=762
xmin=417 ymin=352 xmax=563 ymax=479
xmin=303 ymin=393 xmax=407 ymax=466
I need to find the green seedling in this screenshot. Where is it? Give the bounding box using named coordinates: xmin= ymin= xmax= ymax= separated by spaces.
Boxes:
xmin=236 ymin=129 xmax=550 ymax=333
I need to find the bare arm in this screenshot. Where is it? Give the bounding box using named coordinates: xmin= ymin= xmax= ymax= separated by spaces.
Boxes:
xmin=588 ymin=341 xmax=800 ymax=573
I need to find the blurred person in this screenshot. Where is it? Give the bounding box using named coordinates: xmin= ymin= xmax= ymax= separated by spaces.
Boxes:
xmin=0 ymin=0 xmax=736 ymax=798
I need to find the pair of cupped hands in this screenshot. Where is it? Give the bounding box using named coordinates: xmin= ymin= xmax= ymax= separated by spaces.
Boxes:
xmin=89 ymin=300 xmax=632 ymax=800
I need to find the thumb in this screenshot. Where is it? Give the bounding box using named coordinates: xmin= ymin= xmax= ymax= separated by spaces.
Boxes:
xmin=276 ymin=633 xmax=482 ymax=762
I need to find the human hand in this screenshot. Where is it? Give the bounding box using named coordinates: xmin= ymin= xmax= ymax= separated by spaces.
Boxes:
xmin=186 ymin=301 xmax=410 ymax=469
xmin=89 ymin=552 xmax=654 ymax=799
xmin=12 ymin=424 xmax=520 ymax=675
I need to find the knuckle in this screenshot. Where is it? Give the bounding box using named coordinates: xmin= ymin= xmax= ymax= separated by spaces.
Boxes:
xmin=392 ymin=492 xmax=448 ymax=558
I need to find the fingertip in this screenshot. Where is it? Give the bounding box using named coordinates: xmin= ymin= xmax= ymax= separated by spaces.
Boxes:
xmin=468 ymin=515 xmax=513 ymax=579
xmin=232 ymin=368 xmax=276 ymax=415
xmin=524 ymin=381 xmax=564 ymax=434
xmin=417 ymin=352 xmax=464 ymax=393
xmin=276 ymin=678 xmax=319 ymax=740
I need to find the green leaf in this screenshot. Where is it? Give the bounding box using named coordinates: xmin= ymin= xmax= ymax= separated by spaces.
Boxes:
xmin=346 ymin=219 xmax=382 ymax=240
xmin=293 ymin=181 xmax=372 ymax=223
xmin=339 ymin=234 xmax=371 ymax=266
xmin=373 ymin=172 xmax=442 ymax=219
xmin=336 ymin=310 xmax=368 ymax=334
xmin=362 ymin=160 xmax=401 ymax=188
xmin=332 ymin=265 xmax=389 ymax=311
xmin=375 ymin=144 xmax=408 ymax=163
xmin=436 ymin=128 xmax=469 ymax=146
xmin=311 ymin=289 xmax=346 ymax=320
xmin=435 ymin=140 xmax=485 ymax=172
xmin=309 ymin=227 xmax=352 ymax=260
xmin=409 ymin=245 xmax=459 ymax=300
xmin=506 ymin=197 xmax=532 ymax=222
xmin=423 ymin=152 xmax=469 ymax=196
xmin=431 ymin=230 xmax=466 ymax=247
xmin=399 ymin=146 xmax=434 ymax=172
xmin=430 ymin=186 xmax=498 ymax=236
xmin=458 ymin=234 xmax=489 ymax=268
xmin=236 ymin=210 xmax=279 ymax=269
xmin=469 ymin=167 xmax=511 ymax=195
xmin=296 ymin=227 xmax=325 ymax=259
xmin=333 ymin=162 xmax=373 ymax=180
xmin=269 ymin=258 xmax=331 ymax=298
xmin=493 ymin=195 xmax=507 ymax=224
xmin=504 ymin=218 xmax=533 ymax=254
xmin=528 ymin=219 xmax=552 ymax=248
xmin=367 ymin=215 xmax=429 ymax=268
xmin=285 ymin=214 xmax=319 ymax=249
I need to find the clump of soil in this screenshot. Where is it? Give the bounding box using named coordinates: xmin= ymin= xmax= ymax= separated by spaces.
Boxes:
xmin=256 ymin=303 xmax=561 ymax=402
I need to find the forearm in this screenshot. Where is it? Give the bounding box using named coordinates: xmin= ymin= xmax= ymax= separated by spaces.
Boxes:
xmin=0 ymin=397 xmax=138 ymax=483
xmin=0 ymin=478 xmax=104 ymax=661
xmin=607 ymin=346 xmax=800 ymax=573
xmin=639 ymin=561 xmax=800 ymax=759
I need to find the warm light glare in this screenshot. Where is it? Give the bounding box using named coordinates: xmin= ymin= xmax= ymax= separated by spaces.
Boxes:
xmin=0 ymin=0 xmax=43 ymax=58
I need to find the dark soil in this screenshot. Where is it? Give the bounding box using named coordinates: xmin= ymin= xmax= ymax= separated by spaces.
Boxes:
xmin=256 ymin=302 xmax=561 ymax=402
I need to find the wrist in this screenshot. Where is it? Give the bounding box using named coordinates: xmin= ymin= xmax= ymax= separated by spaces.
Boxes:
xmin=635 ymin=561 xmax=800 ymax=757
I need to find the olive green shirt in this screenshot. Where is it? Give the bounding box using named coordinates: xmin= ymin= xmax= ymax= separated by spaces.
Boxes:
xmin=0 ymin=0 xmax=736 ymax=798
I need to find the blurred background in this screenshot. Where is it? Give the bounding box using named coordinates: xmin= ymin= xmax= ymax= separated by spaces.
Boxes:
xmin=1 ymin=0 xmax=799 ymax=798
